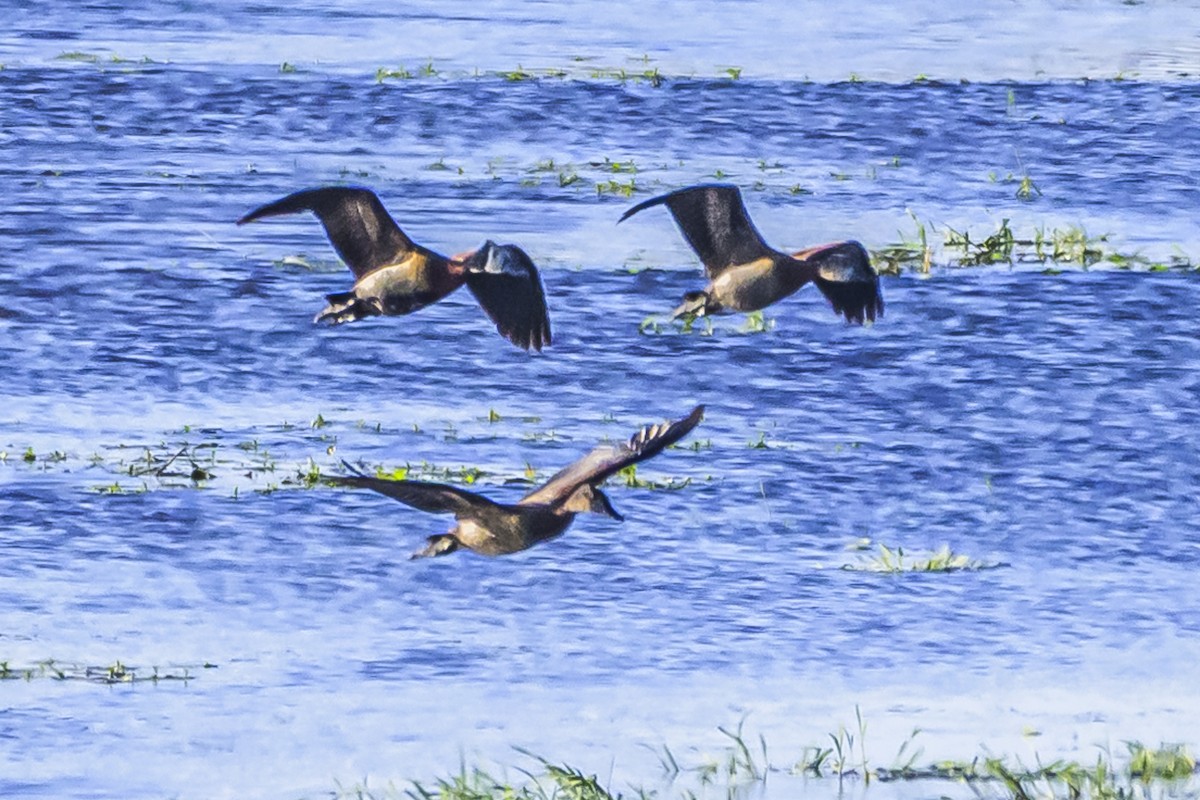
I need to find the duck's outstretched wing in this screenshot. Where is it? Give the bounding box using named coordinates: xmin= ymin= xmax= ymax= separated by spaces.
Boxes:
xmin=462 ymin=243 xmax=553 ymax=351
xmin=520 ymin=405 xmax=704 ymax=505
xmin=792 ymin=240 xmax=884 ymax=324
xmin=619 ymin=184 xmax=776 ymax=277
xmin=327 ymin=475 xmax=499 ymax=517
xmin=238 ymin=186 xmax=417 ymax=279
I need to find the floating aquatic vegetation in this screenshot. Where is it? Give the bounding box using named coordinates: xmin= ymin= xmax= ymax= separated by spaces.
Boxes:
xmin=740 ymin=310 xmax=774 ymax=333
xmin=496 ymin=65 xmax=537 ymax=82
xmin=594 ymin=178 xmax=639 ymax=197
xmin=375 ymin=65 xmax=413 ymax=82
xmin=54 ymin=51 xmax=100 ymax=63
xmin=617 ymin=463 xmax=691 ymax=491
xmin=0 ymin=659 xmax=215 ymax=685
xmin=874 ymin=214 xmax=1194 ymax=273
xmin=842 ymin=542 xmax=998 ymax=573
xmin=637 ymin=312 xmax=720 ymax=337
xmin=587 ymin=66 xmax=665 ymax=86
xmin=356 ymin=460 xmax=495 ymax=487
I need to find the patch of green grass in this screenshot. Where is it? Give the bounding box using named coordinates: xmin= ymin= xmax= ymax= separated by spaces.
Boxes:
xmin=55 ymin=51 xmax=100 ymax=62
xmin=595 ymin=178 xmax=638 ymax=197
xmin=373 ymin=60 xmax=438 ymax=82
xmin=616 ymin=464 xmax=692 ymax=491
xmin=375 ymin=65 xmax=413 ymax=82
xmin=1015 ymin=173 xmax=1043 ymax=201
xmin=872 ymin=210 xmax=932 ymax=275
xmin=1128 ymin=741 xmax=1196 ymax=781
xmin=945 ymin=217 xmax=1017 ymax=265
xmin=497 ymin=65 xmax=535 ymax=82
xmin=1035 ymin=224 xmax=1107 ymax=265
xmin=638 ymin=315 xmax=663 ymax=335
xmin=668 ymin=312 xmax=713 ymax=336
xmin=874 ymin=215 xmax=1188 ymax=273
xmin=606 ymin=160 xmax=638 ymax=174
xmin=0 ymin=659 xmax=215 ymax=684
xmin=902 ymin=744 xmax=1196 ymax=800
xmin=842 ymin=542 xmax=997 ymax=573
xmin=740 ymin=310 xmax=774 ymax=333
xmin=330 ymin=718 xmax=1200 ymax=800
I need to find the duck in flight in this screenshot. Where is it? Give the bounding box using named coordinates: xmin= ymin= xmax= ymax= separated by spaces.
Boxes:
xmin=619 ymin=184 xmax=883 ymax=324
xmin=237 ymin=186 xmax=552 ymax=351
xmin=327 ymin=405 xmax=704 ymax=558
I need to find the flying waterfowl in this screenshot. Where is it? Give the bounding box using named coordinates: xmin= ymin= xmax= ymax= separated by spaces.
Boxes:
xmin=327 ymin=405 xmax=704 ymax=558
xmin=619 ymin=183 xmax=883 ymax=324
xmin=237 ymin=186 xmax=551 ymax=351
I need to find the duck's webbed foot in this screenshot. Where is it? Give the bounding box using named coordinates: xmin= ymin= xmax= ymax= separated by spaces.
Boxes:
xmin=410 ymin=534 xmax=460 ymax=560
xmin=670 ymin=290 xmax=712 ymax=320
xmin=314 ymin=292 xmax=383 ymax=325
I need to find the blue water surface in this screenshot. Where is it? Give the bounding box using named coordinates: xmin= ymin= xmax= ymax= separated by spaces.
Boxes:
xmin=2 ymin=3 xmax=1199 ymax=798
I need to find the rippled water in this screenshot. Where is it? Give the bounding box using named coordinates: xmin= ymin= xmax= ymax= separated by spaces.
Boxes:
xmin=3 ymin=3 xmax=1200 ymax=799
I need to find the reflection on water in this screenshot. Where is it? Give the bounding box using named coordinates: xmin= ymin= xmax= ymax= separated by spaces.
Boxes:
xmin=2 ymin=2 xmax=1200 ymax=798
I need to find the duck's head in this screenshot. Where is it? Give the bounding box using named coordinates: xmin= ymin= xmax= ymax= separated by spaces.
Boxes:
xmin=561 ymin=484 xmax=624 ymax=520
xmin=451 ymin=240 xmax=528 ymax=276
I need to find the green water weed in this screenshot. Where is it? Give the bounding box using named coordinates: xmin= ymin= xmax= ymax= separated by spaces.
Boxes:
xmin=843 ymin=542 xmax=995 ymax=573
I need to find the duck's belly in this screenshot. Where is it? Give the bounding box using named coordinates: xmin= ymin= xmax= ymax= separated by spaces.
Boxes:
xmin=456 ymin=510 xmax=571 ymax=556
xmin=710 ymin=258 xmax=794 ymax=312
xmin=354 ymin=254 xmax=461 ymax=315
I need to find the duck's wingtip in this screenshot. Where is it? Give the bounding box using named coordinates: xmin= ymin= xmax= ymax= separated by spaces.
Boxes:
xmin=618 ymin=192 xmax=671 ymax=224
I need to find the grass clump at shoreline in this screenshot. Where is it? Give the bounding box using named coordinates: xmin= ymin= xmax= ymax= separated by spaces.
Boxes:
xmin=873 ymin=215 xmax=1196 ymax=275
xmin=326 ymin=718 xmax=1199 ymax=800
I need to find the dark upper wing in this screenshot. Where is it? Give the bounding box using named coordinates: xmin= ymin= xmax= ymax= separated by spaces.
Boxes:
xmin=520 ymin=405 xmax=704 ymax=505
xmin=793 ymin=240 xmax=884 ymax=324
xmin=619 ymin=184 xmax=777 ymax=277
xmin=464 ymin=243 xmax=552 ymax=351
xmin=326 ymin=475 xmax=498 ymax=517
xmin=237 ymin=186 xmax=417 ymax=279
